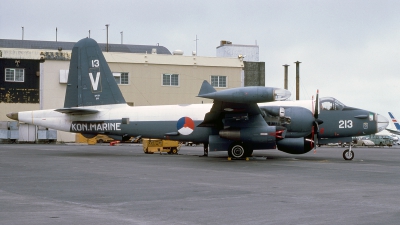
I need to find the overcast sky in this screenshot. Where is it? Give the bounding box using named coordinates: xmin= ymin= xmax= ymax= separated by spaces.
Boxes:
xmin=1 ymin=0 xmax=399 ymax=127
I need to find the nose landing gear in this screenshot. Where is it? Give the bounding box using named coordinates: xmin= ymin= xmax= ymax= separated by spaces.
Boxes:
xmin=343 ymin=143 xmax=354 ymax=160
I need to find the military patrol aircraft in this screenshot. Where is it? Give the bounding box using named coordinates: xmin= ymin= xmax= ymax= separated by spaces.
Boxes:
xmin=6 ymin=38 xmax=389 ymax=160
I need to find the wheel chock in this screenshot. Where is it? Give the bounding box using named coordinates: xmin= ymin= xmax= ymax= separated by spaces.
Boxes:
xmin=246 ymin=157 xmax=249 ymax=161
xmin=228 ymin=157 xmax=231 ymax=161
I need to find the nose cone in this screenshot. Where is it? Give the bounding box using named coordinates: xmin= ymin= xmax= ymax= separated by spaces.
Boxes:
xmin=273 ymin=88 xmax=291 ymax=101
xmin=377 ymin=114 xmax=389 ymax=132
xmin=6 ymin=112 xmax=18 ymax=121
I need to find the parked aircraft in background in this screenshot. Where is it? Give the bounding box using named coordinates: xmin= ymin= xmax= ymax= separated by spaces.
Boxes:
xmin=6 ymin=38 xmax=389 ymax=160
xmin=386 ymin=112 xmax=400 ymax=135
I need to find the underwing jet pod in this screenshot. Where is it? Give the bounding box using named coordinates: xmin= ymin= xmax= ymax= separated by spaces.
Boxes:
xmin=6 ymin=38 xmax=389 ymax=160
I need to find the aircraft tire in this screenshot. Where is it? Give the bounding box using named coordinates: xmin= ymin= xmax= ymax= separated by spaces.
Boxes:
xmin=229 ymin=143 xmax=245 ymax=159
xmin=343 ymin=149 xmax=354 ymax=160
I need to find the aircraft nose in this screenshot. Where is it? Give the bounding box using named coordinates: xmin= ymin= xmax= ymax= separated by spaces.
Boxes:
xmin=376 ymin=114 xmax=389 ymax=132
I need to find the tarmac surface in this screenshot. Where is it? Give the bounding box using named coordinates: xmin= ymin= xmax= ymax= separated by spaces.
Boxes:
xmin=1 ymin=143 xmax=400 ymax=225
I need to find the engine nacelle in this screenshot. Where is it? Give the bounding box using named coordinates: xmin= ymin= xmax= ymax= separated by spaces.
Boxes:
xmin=262 ymin=106 xmax=285 ymax=117
xmin=276 ymin=137 xmax=313 ymax=154
xmin=219 ymin=126 xmax=285 ymax=143
xmin=261 ymin=106 xmax=314 ymax=138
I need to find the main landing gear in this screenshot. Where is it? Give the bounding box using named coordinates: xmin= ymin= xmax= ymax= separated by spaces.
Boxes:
xmin=203 ymin=143 xmax=209 ymax=157
xmin=342 ymin=143 xmax=354 ymax=160
xmin=228 ymin=142 xmax=253 ymax=159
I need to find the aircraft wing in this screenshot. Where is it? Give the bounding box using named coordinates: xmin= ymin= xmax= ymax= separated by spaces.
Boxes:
xmin=386 ymin=128 xmax=400 ymax=135
xmin=54 ymin=108 xmax=99 ymax=115
xmin=198 ymin=100 xmax=261 ymax=128
xmin=196 ymin=81 xmax=290 ymax=156
xmin=197 ymin=80 xmax=290 ymax=129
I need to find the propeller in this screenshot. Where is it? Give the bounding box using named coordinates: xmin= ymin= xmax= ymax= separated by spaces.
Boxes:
xmin=314 ymin=90 xmax=319 ymax=119
xmin=311 ymin=90 xmax=323 ymax=150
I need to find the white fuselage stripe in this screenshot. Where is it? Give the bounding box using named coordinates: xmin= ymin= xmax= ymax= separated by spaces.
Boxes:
xmin=17 ymin=100 xmax=314 ymax=132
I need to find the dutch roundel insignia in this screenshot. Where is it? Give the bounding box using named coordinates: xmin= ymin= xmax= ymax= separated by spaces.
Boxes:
xmin=177 ymin=117 xmax=195 ymax=135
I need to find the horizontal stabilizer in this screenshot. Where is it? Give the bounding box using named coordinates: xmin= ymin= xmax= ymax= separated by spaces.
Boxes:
xmin=198 ymin=80 xmax=216 ymax=96
xmin=386 ymin=128 xmax=400 ymax=135
xmin=55 ymin=108 xmax=99 ymax=115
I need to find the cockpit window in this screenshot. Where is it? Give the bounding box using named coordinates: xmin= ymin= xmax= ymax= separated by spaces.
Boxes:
xmin=319 ymin=97 xmax=345 ymax=111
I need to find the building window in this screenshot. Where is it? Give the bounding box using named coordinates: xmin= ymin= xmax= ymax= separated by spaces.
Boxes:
xmin=5 ymin=68 xmax=24 ymax=82
xmin=162 ymin=74 xmax=179 ymax=86
xmin=211 ymin=75 xmax=226 ymax=87
xmin=113 ymin=72 xmax=129 ymax=84
xmin=59 ymin=70 xmax=69 ymax=83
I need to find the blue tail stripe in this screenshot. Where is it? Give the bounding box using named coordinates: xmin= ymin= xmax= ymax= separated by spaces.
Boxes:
xmin=388 ymin=112 xmax=400 ymax=130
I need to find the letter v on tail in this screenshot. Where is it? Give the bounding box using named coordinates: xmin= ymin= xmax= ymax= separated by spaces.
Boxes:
xmin=89 ymin=71 xmax=101 ymax=91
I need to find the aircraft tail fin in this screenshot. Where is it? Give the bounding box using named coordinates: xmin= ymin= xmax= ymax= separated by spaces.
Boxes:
xmin=64 ymin=38 xmax=126 ymax=108
xmin=388 ymin=112 xmax=400 ymax=130
xmin=198 ymin=80 xmax=217 ymax=96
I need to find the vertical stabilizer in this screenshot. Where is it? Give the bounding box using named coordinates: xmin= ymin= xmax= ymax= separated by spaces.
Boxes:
xmin=64 ymin=38 xmax=126 ymax=108
xmin=388 ymin=112 xmax=400 ymax=130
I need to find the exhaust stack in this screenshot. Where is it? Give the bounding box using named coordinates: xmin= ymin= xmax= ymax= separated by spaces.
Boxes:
xmin=295 ymin=61 xmax=301 ymax=100
xmin=283 ymin=64 xmax=289 ymax=90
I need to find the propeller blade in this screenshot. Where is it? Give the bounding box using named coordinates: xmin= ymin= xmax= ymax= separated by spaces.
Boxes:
xmin=314 ymin=89 xmax=319 ymax=119
xmin=311 ymin=90 xmax=321 ymax=150
xmin=313 ymin=122 xmax=319 ymax=149
xmin=311 ymin=126 xmax=315 ymax=149
xmin=312 ymin=95 xmax=315 ymax=115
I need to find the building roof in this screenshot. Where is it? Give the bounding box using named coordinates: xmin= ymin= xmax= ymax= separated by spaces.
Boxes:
xmin=104 ymin=52 xmax=244 ymax=68
xmin=0 ymin=39 xmax=171 ymax=55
